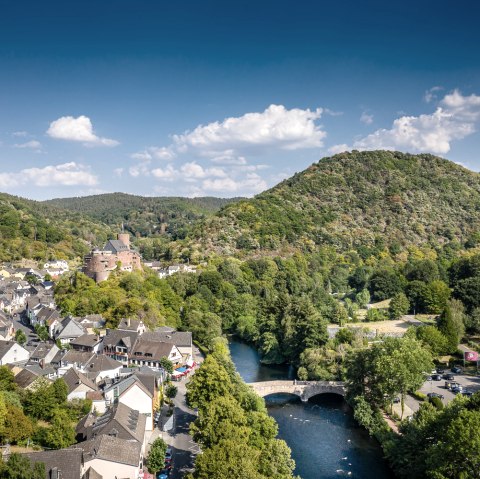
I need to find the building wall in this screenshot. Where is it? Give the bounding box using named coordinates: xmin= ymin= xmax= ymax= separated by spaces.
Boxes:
xmin=0 ymin=343 xmax=30 ymax=365
xmin=120 ymin=384 xmax=153 ymax=432
xmin=83 ymin=458 xmax=140 ymax=479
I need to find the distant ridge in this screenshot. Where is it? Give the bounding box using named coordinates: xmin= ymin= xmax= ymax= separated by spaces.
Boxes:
xmin=43 ymin=193 xmax=242 ymax=238
xmin=188 ymin=150 xmax=480 ymax=256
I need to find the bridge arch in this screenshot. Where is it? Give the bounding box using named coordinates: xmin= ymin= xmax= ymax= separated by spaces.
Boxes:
xmin=249 ymin=380 xmax=346 ymax=403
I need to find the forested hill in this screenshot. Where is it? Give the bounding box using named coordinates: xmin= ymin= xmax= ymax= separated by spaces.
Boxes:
xmin=0 ymin=192 xmax=112 ymax=262
xmin=43 ymin=193 xmax=242 ymax=238
xmin=191 ymin=150 xmax=480 ymax=256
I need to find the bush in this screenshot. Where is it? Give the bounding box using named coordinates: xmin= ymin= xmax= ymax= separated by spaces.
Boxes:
xmin=411 ymin=391 xmax=427 ymax=401
xmin=428 ymin=396 xmax=444 ymax=410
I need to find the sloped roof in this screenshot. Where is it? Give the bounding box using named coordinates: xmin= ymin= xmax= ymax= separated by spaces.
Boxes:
xmin=103 ymin=329 xmax=138 ymax=349
xmin=30 ymin=341 xmax=58 ymax=360
xmin=24 ymin=448 xmax=83 ymax=479
xmin=131 ymin=339 xmax=175 ymax=361
xmin=78 ymin=434 xmax=142 ymax=467
xmin=84 ymin=402 xmax=146 ymax=443
xmin=104 ymin=374 xmax=153 ymax=398
xmin=143 ymin=330 xmax=192 ymax=347
xmin=104 ymin=239 xmax=129 ymax=254
xmin=14 ymin=368 xmax=40 ymax=388
xmin=70 ymin=334 xmax=102 ymax=348
xmin=84 ymin=355 xmax=123 ymax=374
xmin=62 ymin=368 xmax=99 ymax=394
xmin=61 ymin=349 xmax=96 ymax=365
xmin=0 ymin=340 xmax=25 ymax=359
xmin=55 ymin=316 xmax=85 ymax=339
xmin=117 ymin=318 xmax=143 ymax=331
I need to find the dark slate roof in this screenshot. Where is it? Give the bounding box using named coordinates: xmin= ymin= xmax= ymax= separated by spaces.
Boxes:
xmin=131 ymin=339 xmax=175 ymax=361
xmin=61 ymin=350 xmax=96 ymax=366
xmin=78 ymin=434 xmax=142 ymax=467
xmin=104 ymin=239 xmax=129 ymax=254
xmin=30 ymin=341 xmax=57 ymax=360
xmin=84 ymin=355 xmax=122 ymax=374
xmin=117 ymin=318 xmax=143 ymax=331
xmin=143 ymin=330 xmax=192 ymax=347
xmin=103 ymin=374 xmax=153 ymax=398
xmin=55 ymin=316 xmax=85 ymax=339
xmin=24 ymin=448 xmax=83 ymax=479
xmin=70 ymin=334 xmax=102 ymax=349
xmin=14 ymin=368 xmax=40 ymax=388
xmin=103 ymin=329 xmax=138 ymax=350
xmin=62 ymin=368 xmax=99 ymax=394
xmin=83 ymin=402 xmax=146 ymax=443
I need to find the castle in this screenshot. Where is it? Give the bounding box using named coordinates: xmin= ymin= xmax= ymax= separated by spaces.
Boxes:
xmin=83 ymin=233 xmax=142 ymax=283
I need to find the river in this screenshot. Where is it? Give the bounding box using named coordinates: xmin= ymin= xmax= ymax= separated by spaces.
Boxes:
xmin=229 ymin=339 xmax=395 ymax=479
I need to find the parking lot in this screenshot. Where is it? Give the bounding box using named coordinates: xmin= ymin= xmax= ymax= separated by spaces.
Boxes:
xmin=400 ymin=367 xmax=480 ymax=417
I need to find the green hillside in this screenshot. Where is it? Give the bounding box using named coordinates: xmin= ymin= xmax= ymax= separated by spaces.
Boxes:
xmin=0 ymin=193 xmax=112 ymax=262
xmin=44 ymin=193 xmax=241 ymax=239
xmin=191 ymin=151 xmax=480 ymax=257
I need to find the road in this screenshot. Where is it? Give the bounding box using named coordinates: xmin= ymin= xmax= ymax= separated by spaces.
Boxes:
xmin=147 ymin=347 xmax=204 ymax=479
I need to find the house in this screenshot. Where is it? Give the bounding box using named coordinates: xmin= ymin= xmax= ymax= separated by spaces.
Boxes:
xmin=78 ymin=314 xmax=106 ymax=334
xmin=43 ymin=259 xmax=69 ymax=278
xmin=103 ymin=330 xmax=138 ymax=365
xmin=158 ymin=263 xmax=197 ymax=279
xmin=53 ymin=316 xmax=86 ymax=345
xmin=103 ymin=374 xmax=155 ymax=430
xmin=59 ymin=350 xmax=96 ymax=374
xmin=76 ymin=434 xmax=144 ymax=479
xmin=0 ymin=314 xmax=14 ymax=340
xmin=117 ymin=318 xmax=146 ymax=335
xmin=13 ymin=368 xmax=53 ymax=390
xmin=83 ymin=355 xmax=123 ymax=383
xmin=29 ymin=341 xmax=60 ymax=367
xmin=76 ymin=402 xmax=146 ymax=448
xmin=145 ymin=329 xmax=193 ymax=362
xmin=33 ymin=306 xmax=61 ymax=330
xmin=70 ymin=334 xmax=104 ymax=353
xmin=23 ymin=448 xmax=83 ymax=479
xmin=62 ymin=367 xmax=99 ymax=401
xmin=130 ymin=339 xmax=183 ymax=368
xmin=0 ymin=340 xmax=30 ymax=365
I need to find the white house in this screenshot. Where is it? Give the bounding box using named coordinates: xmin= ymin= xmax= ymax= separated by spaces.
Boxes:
xmin=0 ymin=340 xmax=30 ymax=365
xmin=62 ymin=368 xmax=99 ymax=401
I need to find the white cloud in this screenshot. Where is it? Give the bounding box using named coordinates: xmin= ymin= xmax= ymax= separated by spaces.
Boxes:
xmin=114 ymin=168 xmax=124 ymax=177
xmin=151 ymin=164 xmax=178 ymax=181
xmin=360 ymin=112 xmax=373 ymax=125
xmin=131 ymin=146 xmax=176 ymax=162
xmin=202 ymin=172 xmax=267 ymax=195
xmin=424 ymin=86 xmax=443 ymax=103
xmin=47 ymin=115 xmax=118 ymax=147
xmin=340 ymin=90 xmax=480 ymax=155
xmin=0 ymin=162 xmax=98 ymax=189
xmin=328 ymin=144 xmax=350 ymax=154
xmin=13 ymin=140 xmax=42 ymax=151
xmin=210 ymin=151 xmax=247 ymax=165
xmin=12 ymin=131 xmax=28 ymax=137
xmin=172 ymin=104 xmax=325 ymax=153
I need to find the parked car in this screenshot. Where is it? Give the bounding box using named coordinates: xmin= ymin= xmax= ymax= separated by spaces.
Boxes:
xmin=451 ymin=366 xmax=463 ymax=374
xmin=431 ymin=374 xmax=442 ymax=381
xmin=445 ymin=381 xmax=461 ymax=390
xmin=436 ymin=368 xmax=445 ymax=374
xmin=157 ymin=468 xmax=171 ymax=479
xmin=462 ymin=390 xmax=473 ymax=397
xmin=426 ymin=375 xmax=433 ymax=381
xmin=443 ymin=373 xmax=455 ymax=380
xmin=427 ymin=392 xmax=444 ymax=399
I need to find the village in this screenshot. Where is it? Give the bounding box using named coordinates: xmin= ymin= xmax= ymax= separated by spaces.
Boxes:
xmin=0 ymin=237 xmax=200 ymax=479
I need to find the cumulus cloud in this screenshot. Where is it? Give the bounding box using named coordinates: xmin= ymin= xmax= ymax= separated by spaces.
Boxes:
xmin=0 ymin=162 xmax=98 ymax=189
xmin=360 ymin=112 xmax=373 ymax=125
xmin=172 ymin=104 xmax=325 ymax=153
xmin=330 ymin=90 xmax=480 ymax=155
xmin=47 ymin=115 xmax=118 ymax=146
xmin=328 ymin=144 xmax=350 ymax=154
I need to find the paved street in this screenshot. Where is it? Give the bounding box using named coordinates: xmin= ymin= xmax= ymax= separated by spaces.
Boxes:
xmin=147 ymin=347 xmax=204 ymax=479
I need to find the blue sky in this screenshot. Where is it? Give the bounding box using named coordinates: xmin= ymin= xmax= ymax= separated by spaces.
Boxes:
xmin=1 ymin=0 xmax=480 ymax=200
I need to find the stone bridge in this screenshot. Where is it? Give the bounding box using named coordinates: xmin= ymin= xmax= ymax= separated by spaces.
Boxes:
xmin=248 ymin=380 xmax=346 ymax=402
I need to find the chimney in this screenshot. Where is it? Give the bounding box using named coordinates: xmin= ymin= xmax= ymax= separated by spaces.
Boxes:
xmin=127 ymin=318 xmax=131 ymax=327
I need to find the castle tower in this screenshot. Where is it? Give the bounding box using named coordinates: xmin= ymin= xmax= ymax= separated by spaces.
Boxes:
xmin=118 ymin=233 xmax=130 ymax=249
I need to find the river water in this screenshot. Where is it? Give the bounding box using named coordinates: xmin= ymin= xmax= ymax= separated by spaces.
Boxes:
xmin=229 ymin=339 xmax=395 ymax=479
